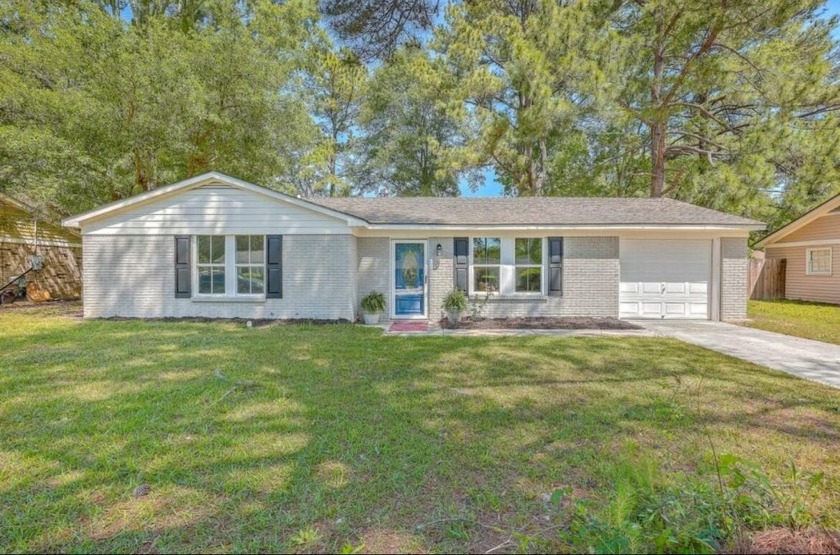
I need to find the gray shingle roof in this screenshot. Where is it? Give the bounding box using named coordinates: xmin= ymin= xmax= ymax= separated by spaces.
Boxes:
xmin=309 ymin=197 xmax=764 ymax=227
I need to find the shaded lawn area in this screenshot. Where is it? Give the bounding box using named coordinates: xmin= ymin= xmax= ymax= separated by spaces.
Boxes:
xmin=747 ymin=299 xmax=840 ymax=346
xmin=1 ymin=308 xmax=839 ymax=553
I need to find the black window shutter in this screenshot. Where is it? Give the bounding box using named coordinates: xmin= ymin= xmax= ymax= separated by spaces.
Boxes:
xmin=454 ymin=237 xmax=469 ymax=291
xmin=266 ymin=235 xmax=283 ymax=298
xmin=548 ymin=237 xmax=563 ymax=296
xmin=174 ymin=235 xmax=191 ymax=298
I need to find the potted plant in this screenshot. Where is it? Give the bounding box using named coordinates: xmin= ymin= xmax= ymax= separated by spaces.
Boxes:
xmin=360 ymin=291 xmax=386 ymax=325
xmin=442 ymin=289 xmax=469 ymax=326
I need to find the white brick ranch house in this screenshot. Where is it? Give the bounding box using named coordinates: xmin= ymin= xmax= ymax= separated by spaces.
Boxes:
xmin=63 ymin=172 xmax=764 ymax=322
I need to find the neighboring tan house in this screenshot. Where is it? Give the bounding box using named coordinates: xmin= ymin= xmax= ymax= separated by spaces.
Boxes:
xmin=1 ymin=193 xmax=83 ymax=300
xmin=756 ymin=194 xmax=840 ymax=305
xmin=62 ymin=172 xmax=764 ymax=321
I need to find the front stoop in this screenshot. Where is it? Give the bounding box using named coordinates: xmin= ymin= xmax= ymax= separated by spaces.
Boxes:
xmin=387 ymin=321 xmax=430 ymax=333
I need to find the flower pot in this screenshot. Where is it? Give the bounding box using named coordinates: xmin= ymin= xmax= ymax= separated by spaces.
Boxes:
xmin=363 ymin=312 xmax=380 ymax=325
xmin=447 ymin=311 xmax=461 ymax=326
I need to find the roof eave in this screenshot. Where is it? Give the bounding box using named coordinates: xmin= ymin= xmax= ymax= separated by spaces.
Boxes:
xmin=362 ymin=223 xmax=765 ymax=231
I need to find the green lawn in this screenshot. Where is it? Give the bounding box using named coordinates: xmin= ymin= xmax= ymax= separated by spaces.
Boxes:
xmin=747 ymin=299 xmax=840 ymax=345
xmin=2 ymin=305 xmax=839 ymax=553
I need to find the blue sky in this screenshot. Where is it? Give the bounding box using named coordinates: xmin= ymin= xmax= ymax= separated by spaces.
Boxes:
xmin=461 ymin=0 xmax=840 ymax=197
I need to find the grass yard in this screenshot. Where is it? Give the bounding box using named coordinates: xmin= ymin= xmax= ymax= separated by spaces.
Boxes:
xmin=747 ymin=299 xmax=840 ymax=346
xmin=2 ymin=305 xmax=840 ymax=553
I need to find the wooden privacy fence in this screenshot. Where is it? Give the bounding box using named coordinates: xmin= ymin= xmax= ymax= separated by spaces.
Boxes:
xmin=749 ymin=257 xmax=786 ymax=300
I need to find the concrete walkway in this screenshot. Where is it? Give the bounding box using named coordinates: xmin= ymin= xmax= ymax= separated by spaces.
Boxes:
xmin=640 ymin=320 xmax=840 ymax=389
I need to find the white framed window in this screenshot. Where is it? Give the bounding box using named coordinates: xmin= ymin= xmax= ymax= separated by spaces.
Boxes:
xmin=806 ymin=247 xmax=832 ymax=275
xmin=196 ymin=235 xmax=226 ymax=295
xmin=472 ymin=237 xmax=501 ymax=293
xmin=469 ymin=237 xmax=545 ymax=295
xmin=514 ymin=238 xmax=543 ymax=293
xmin=195 ymin=235 xmax=266 ymax=297
xmin=235 ymin=236 xmax=266 ymax=295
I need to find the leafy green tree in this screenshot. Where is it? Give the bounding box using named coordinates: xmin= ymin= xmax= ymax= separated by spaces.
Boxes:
xmin=320 ymin=0 xmax=439 ymax=61
xmin=300 ymin=45 xmax=368 ymax=196
xmin=601 ymin=0 xmax=840 ymax=214
xmin=356 ymin=46 xmax=476 ymax=196
xmin=0 ymin=0 xmax=319 ymax=212
xmin=437 ymin=0 xmax=611 ymax=196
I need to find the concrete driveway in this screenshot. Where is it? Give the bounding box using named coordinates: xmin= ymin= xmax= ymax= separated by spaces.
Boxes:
xmin=639 ymin=320 xmax=840 ymax=389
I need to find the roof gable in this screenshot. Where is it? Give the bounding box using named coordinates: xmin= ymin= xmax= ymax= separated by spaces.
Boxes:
xmin=755 ymin=193 xmax=840 ymax=248
xmin=62 ymin=172 xmax=366 ymax=228
xmin=1 ymin=193 xmax=81 ymax=244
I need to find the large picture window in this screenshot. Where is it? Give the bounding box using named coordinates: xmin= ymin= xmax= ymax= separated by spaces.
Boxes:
xmin=473 ymin=237 xmax=501 ymax=293
xmin=807 ymin=247 xmax=832 ymax=275
xmin=197 ymin=235 xmax=226 ymax=295
xmin=236 ymin=236 xmax=265 ymax=294
xmin=515 ymin=238 xmax=542 ymax=293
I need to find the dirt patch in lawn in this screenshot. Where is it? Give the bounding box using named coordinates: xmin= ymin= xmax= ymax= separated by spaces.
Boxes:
xmin=439 ymin=316 xmax=642 ymax=330
xmin=731 ymin=528 xmax=840 ymax=554
xmin=0 ymin=299 xmax=82 ymax=317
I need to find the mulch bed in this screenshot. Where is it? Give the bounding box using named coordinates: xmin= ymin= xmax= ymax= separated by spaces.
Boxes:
xmin=102 ymin=316 xmax=353 ymax=328
xmin=439 ymin=316 xmax=643 ymax=330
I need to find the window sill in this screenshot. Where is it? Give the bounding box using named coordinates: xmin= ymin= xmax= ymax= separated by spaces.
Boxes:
xmin=191 ymin=296 xmax=266 ymax=303
xmin=469 ymin=294 xmax=550 ymax=303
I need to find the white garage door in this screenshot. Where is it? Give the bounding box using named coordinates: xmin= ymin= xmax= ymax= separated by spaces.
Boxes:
xmin=620 ymin=239 xmax=711 ymax=319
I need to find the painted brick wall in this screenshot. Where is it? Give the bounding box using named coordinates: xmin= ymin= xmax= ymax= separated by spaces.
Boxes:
xmin=429 ymin=237 xmax=455 ymax=321
xmin=357 ymin=237 xmax=390 ymax=321
xmin=721 ymin=237 xmax=748 ymax=320
xmin=429 ymin=236 xmax=620 ymax=319
xmin=82 ymin=234 xmax=356 ymax=319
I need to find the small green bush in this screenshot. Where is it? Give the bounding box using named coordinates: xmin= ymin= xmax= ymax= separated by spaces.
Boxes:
xmin=554 ymin=452 xmax=826 ymax=554
xmin=360 ymin=291 xmax=386 ymax=313
xmin=442 ymin=289 xmax=468 ymax=312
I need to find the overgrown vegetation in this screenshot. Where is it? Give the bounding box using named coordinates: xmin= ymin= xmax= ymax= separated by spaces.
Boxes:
xmin=747 ymin=299 xmax=840 ymax=345
xmin=1 ymin=306 xmax=839 ymax=552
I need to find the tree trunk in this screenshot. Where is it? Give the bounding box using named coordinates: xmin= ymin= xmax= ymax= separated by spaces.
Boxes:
xmin=650 ymin=121 xmax=666 ymax=197
xmin=650 ymin=9 xmax=666 ymax=197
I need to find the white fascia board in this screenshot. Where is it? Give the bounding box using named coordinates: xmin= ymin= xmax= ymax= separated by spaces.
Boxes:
xmin=62 ymin=172 xmax=367 ymax=228
xmin=359 ymin=224 xmax=764 ymax=232
xmin=765 ymin=238 xmax=840 ymax=248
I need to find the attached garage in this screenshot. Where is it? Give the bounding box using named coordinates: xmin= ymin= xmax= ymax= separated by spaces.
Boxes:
xmin=619 ymin=239 xmax=712 ymax=319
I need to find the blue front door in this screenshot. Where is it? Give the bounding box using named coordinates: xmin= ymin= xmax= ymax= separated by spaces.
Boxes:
xmin=394 ymin=242 xmax=426 ymax=317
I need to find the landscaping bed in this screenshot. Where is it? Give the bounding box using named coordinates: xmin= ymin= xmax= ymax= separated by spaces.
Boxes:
xmin=439 ymin=316 xmax=643 ymax=330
